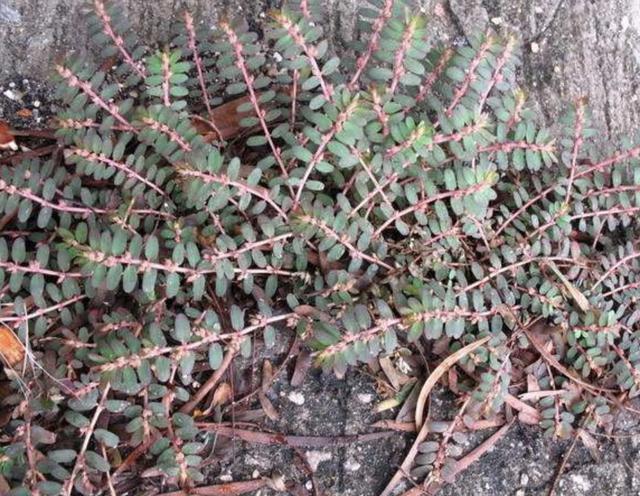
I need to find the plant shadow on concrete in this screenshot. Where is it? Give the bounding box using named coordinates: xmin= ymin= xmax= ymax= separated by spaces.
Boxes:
xmin=1 ymin=0 xmax=640 ymax=495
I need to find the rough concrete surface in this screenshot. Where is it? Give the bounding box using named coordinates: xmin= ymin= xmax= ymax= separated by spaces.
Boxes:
xmin=2 ymin=0 xmax=640 ymax=495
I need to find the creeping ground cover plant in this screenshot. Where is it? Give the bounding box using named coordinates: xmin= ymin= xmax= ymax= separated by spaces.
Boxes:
xmin=1 ymin=0 xmax=640 ymax=494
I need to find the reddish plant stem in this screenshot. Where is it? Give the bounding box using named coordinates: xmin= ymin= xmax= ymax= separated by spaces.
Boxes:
xmin=299 ymin=213 xmax=393 ymax=269
xmin=94 ymin=0 xmax=146 ymax=78
xmin=161 ymin=51 xmax=172 ymax=107
xmin=142 ymin=117 xmax=192 ymax=152
xmin=204 ymin=233 xmax=293 ymax=264
xmin=272 ymin=12 xmax=332 ymax=101
xmin=183 ymin=11 xmax=223 ymax=139
xmin=457 ymin=256 xmax=576 ymax=296
xmin=476 ymin=36 xmax=517 ymax=113
xmin=69 ymin=147 xmax=166 ymax=197
xmin=56 ymin=65 xmax=135 ymax=132
xmin=0 ymin=261 xmax=82 ymax=280
xmin=221 ymin=22 xmax=291 ymax=186
xmin=62 ymin=384 xmax=111 ymax=496
xmin=348 ymin=0 xmax=394 ymax=90
xmin=293 ymin=98 xmax=359 ymax=208
xmin=373 ymin=182 xmax=488 ymax=239
xmin=95 ymin=313 xmax=295 ymax=372
xmin=177 ymin=168 xmax=287 ymax=219
xmin=0 ymin=295 xmax=87 ymax=325
xmin=592 ymin=249 xmax=640 ymax=291
xmin=413 ymin=48 xmax=454 ymax=106
xmin=446 ymin=36 xmax=493 ymax=117
xmin=389 ymin=17 xmax=418 ymax=94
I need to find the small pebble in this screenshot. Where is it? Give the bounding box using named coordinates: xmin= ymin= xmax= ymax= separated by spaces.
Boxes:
xmin=219 ymin=473 xmax=233 ymax=482
xmin=252 ymin=470 xmax=260 ymax=479
xmin=490 ymin=17 xmax=503 ymax=25
xmin=357 ymin=393 xmax=373 ymax=404
xmin=344 ymin=458 xmax=361 ymax=472
xmin=305 ymin=451 xmax=332 ymax=472
xmin=33 ymin=100 xmax=41 ymax=108
xmin=520 ymin=473 xmax=529 ymax=485
xmin=3 ymin=89 xmax=18 ymax=101
xmin=288 ymin=391 xmax=305 ymax=405
xmin=530 ymin=42 xmax=540 ymax=53
xmin=516 ymin=490 xmax=525 ymax=496
xmin=305 ymin=481 xmax=313 ymax=490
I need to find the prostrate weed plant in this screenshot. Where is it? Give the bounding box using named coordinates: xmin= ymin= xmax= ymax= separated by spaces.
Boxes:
xmin=1 ymin=1 xmax=640 ymax=494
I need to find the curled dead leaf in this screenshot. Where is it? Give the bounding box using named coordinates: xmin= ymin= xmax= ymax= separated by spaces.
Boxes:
xmin=0 ymin=121 xmax=17 ymax=151
xmin=0 ymin=325 xmax=24 ymax=368
xmin=212 ymin=382 xmax=232 ymax=407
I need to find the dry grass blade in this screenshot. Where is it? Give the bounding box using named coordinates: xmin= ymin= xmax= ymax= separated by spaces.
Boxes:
xmin=415 ymin=336 xmax=490 ymax=429
xmin=158 ymin=477 xmax=284 ymax=495
xmin=524 ymin=329 xmax=615 ymax=394
xmin=400 ymin=420 xmax=514 ymax=496
xmin=546 ymin=260 xmax=590 ymax=312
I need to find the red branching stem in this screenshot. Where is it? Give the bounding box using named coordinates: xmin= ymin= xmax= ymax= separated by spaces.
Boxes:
xmin=389 ymin=17 xmax=418 ymax=94
xmin=413 ymin=48 xmax=454 ymax=105
xmin=0 ymin=179 xmax=100 ymax=216
xmin=69 ymin=147 xmax=166 ymax=197
xmin=221 ymin=22 xmax=290 ymax=183
xmin=299 ymin=214 xmax=393 ymax=270
xmin=0 ymin=261 xmax=82 ymax=280
xmin=583 ymin=184 xmax=640 ymax=198
xmin=317 ymin=308 xmax=502 ymax=359
xmin=601 ymin=280 xmax=640 ymax=298
xmin=373 ymin=183 xmax=489 ymax=239
xmin=204 ymin=233 xmax=293 ymax=264
xmin=446 ymin=36 xmax=494 ymax=117
xmin=272 ymin=12 xmax=332 ymax=101
xmin=348 ymin=0 xmax=394 ymax=90
xmin=565 ymin=99 xmax=587 ymax=204
xmin=183 ymin=11 xmax=223 ymax=139
xmin=592 ymin=249 xmax=640 ymax=291
xmin=317 ymin=318 xmax=401 ymax=358
xmin=56 ymin=65 xmax=135 ymax=132
xmin=352 ymin=147 xmax=395 ymax=211
xmin=57 ymin=118 xmax=132 ymax=132
xmin=142 ymin=117 xmax=192 ymax=152
xmin=177 ymin=168 xmax=287 ymax=220
xmin=0 ymin=295 xmax=87 ymax=325
xmin=291 ymin=69 xmax=299 ymax=126
xmin=430 ymin=118 xmax=488 ymax=147
xmin=95 ymin=313 xmax=295 ymax=371
xmin=347 ymin=157 xmax=417 ymax=219
xmin=385 ymin=122 xmax=429 ymax=159
xmin=93 ymin=0 xmax=146 ymax=78
xmin=300 ymin=0 xmax=312 ymax=19
xmin=293 ymin=98 xmax=360 ymax=207
xmin=525 ymin=205 xmax=640 ymax=244
xmin=371 ymin=88 xmax=390 ymax=136
xmin=456 ymin=256 xmax=576 ymax=296
xmin=161 ymin=51 xmax=171 ymax=107
xmin=62 ymin=384 xmax=111 ymax=496
xmin=613 ymin=345 xmax=640 ymax=389
xmin=479 ymin=140 xmax=555 ymax=155
xmin=476 ymin=37 xmax=517 ymax=113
